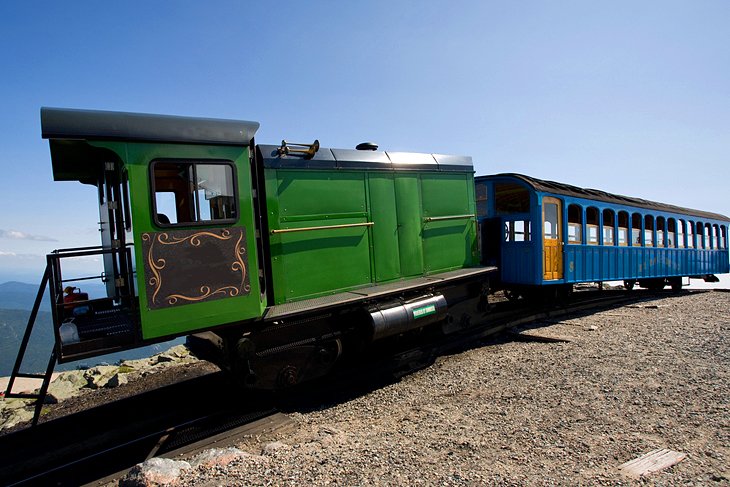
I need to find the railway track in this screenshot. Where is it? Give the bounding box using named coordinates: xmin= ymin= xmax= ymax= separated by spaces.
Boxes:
xmin=0 ymin=288 xmax=702 ymax=486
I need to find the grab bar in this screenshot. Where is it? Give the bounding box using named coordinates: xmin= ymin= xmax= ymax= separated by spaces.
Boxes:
xmin=423 ymin=214 xmax=475 ymax=223
xmin=271 ymin=222 xmax=374 ymax=234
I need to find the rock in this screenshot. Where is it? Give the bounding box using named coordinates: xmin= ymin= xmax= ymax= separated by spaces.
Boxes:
xmin=84 ymin=365 xmax=120 ymax=389
xmin=46 ymin=371 xmax=87 ymax=401
xmin=587 ymin=325 xmax=598 ymax=331
xmin=105 ymin=372 xmax=128 ymax=388
xmin=154 ymin=345 xmax=195 ymax=365
xmin=0 ymin=406 xmax=34 ymax=430
xmin=191 ymin=447 xmax=253 ymax=468
xmin=262 ymin=441 xmax=290 ymax=455
xmin=120 ymin=457 xmax=191 ymax=486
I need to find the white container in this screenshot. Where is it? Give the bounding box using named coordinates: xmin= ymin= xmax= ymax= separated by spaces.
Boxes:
xmin=59 ymin=322 xmax=80 ymax=344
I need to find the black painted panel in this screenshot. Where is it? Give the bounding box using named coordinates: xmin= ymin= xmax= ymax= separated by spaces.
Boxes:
xmin=142 ymin=227 xmax=250 ymax=310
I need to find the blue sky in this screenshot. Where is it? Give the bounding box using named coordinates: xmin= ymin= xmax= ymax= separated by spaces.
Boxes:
xmin=1 ymin=1 xmax=729 ymax=282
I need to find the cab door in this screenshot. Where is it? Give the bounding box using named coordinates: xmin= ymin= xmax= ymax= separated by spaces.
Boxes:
xmin=542 ymin=197 xmax=563 ymax=280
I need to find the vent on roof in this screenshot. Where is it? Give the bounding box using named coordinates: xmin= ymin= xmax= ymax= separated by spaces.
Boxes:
xmin=356 ymin=142 xmax=378 ymax=151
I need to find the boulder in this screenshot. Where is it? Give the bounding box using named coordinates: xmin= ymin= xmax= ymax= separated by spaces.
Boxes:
xmin=46 ymin=370 xmax=87 ymax=401
xmin=83 ymin=365 xmax=120 ymax=389
xmin=0 ymin=404 xmax=34 ymax=430
xmin=191 ymin=447 xmax=253 ymax=468
xmin=120 ymin=457 xmax=191 ymax=487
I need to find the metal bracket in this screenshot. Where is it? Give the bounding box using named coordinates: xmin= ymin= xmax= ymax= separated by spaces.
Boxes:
xmin=277 ymin=139 xmax=320 ymax=158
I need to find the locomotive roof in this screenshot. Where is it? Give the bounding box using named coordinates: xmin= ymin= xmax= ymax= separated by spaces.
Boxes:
xmin=481 ymin=173 xmax=730 ymax=222
xmin=41 ymin=107 xmax=259 ymax=145
xmin=257 ymin=144 xmax=472 ymax=172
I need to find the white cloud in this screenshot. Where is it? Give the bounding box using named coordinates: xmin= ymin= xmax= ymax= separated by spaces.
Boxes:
xmin=0 ymin=250 xmax=42 ymax=260
xmin=0 ymin=229 xmax=58 ymax=242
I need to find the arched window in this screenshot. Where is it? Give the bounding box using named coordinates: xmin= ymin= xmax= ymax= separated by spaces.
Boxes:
xmin=677 ymin=220 xmax=685 ymax=248
xmin=713 ymin=224 xmax=720 ymax=249
xmin=644 ymin=215 xmax=654 ymax=247
xmin=568 ymin=204 xmax=582 ymax=244
xmin=632 ymin=213 xmax=642 ymax=246
xmin=603 ymin=209 xmax=615 ymax=246
xmin=687 ymin=220 xmax=694 ymax=248
xmin=618 ymin=211 xmax=629 ymax=246
xmin=587 ymin=207 xmax=599 ymax=245
xmin=706 ymin=223 xmax=713 ymax=249
xmin=697 ymin=222 xmax=705 ymax=248
xmin=722 ymin=226 xmax=728 ymax=249
xmin=656 ymin=216 xmax=665 ymax=248
xmin=667 ymin=219 xmax=676 ymax=248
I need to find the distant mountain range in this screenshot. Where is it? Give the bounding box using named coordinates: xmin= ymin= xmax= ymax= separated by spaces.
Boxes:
xmin=0 ymin=281 xmax=51 ymax=311
xmin=0 ymin=281 xmax=183 ymax=378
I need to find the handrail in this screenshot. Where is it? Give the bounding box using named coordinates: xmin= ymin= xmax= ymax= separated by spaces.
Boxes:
xmin=271 ymin=222 xmax=374 ymax=235
xmin=423 ymin=214 xmax=475 ymax=223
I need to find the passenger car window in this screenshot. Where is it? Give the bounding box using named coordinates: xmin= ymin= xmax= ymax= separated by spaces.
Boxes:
xmin=152 ymin=160 xmax=237 ymax=226
xmin=568 ymin=204 xmax=582 ymax=244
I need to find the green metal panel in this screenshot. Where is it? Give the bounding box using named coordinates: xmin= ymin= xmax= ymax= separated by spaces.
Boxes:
xmin=266 ymin=169 xmax=372 ymax=303
xmin=421 ymin=173 xmax=478 ymax=273
xmin=91 ymin=141 xmax=265 ymax=340
xmin=367 ymin=173 xmax=401 ymax=282
xmin=394 ymin=174 xmax=425 ymax=277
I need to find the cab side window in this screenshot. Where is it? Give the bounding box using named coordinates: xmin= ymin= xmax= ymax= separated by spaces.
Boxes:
xmin=151 ymin=160 xmax=237 ymax=226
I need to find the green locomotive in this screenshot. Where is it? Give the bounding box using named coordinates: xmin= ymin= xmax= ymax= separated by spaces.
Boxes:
xmin=9 ymin=108 xmax=495 ymax=410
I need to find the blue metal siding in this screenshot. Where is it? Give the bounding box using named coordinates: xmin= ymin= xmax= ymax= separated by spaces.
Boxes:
xmin=562 ymin=243 xmax=727 ymax=283
xmin=481 ymin=174 xmax=730 ymax=287
xmin=500 ymin=243 xmax=536 ymax=283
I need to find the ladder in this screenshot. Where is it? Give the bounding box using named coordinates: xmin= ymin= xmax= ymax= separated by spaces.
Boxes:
xmin=3 ymin=265 xmax=58 ymax=426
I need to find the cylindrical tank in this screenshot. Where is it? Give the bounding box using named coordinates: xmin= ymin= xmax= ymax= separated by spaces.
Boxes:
xmin=368 ymin=294 xmax=448 ymax=341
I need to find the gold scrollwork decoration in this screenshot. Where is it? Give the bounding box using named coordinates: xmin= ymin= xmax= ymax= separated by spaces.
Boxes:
xmin=143 ymin=228 xmax=249 ymax=308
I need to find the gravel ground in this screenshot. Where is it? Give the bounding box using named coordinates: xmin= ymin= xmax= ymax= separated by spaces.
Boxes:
xmin=174 ymin=291 xmax=729 ymax=486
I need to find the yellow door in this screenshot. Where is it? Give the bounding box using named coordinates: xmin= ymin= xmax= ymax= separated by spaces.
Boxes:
xmin=543 ymin=197 xmax=563 ymax=280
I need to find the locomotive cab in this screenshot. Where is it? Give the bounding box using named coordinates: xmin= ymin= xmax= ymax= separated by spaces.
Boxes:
xmin=40 ymin=108 xmax=265 ymax=362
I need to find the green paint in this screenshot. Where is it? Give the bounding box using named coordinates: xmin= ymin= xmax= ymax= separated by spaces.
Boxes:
xmin=90 ymin=141 xmax=265 ymax=340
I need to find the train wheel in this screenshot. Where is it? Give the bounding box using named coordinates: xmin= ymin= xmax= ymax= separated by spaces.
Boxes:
xmin=623 ymin=280 xmax=635 ymax=291
xmin=505 ymin=289 xmax=521 ymax=301
xmin=670 ymin=277 xmax=683 ymax=292
xmin=644 ymin=279 xmax=666 ymax=291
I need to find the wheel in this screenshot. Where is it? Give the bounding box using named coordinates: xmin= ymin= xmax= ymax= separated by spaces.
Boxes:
xmin=670 ymin=277 xmax=683 ymax=292
xmin=645 ymin=279 xmax=666 ymax=291
xmin=623 ymin=280 xmax=635 ymax=291
xmin=504 ymin=289 xmax=521 ymax=301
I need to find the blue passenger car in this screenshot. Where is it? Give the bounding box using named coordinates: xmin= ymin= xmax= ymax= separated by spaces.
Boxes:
xmin=476 ymin=174 xmax=730 ymax=291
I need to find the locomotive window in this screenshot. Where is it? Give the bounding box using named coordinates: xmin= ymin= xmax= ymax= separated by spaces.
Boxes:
xmin=705 ymin=223 xmax=713 ymax=249
xmin=151 ymin=160 xmax=237 ymax=226
xmin=568 ymin=204 xmax=582 ymax=244
xmin=713 ymin=225 xmax=720 ymax=249
xmin=495 ymin=183 xmax=530 ymax=214
xmin=722 ymin=226 xmax=727 ymax=249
